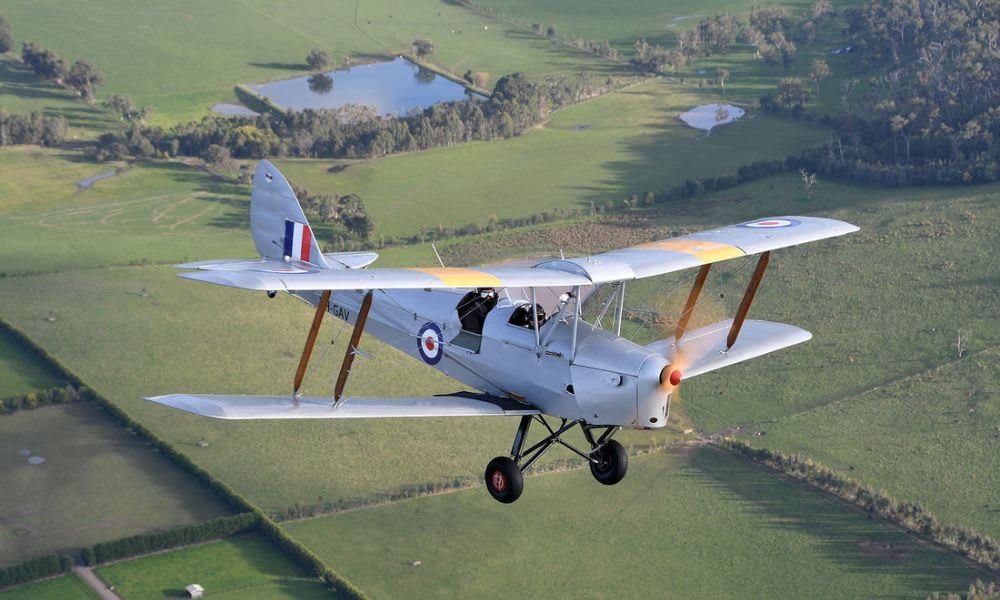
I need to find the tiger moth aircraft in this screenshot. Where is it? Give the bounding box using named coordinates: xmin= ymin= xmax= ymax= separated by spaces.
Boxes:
xmin=148 ymin=161 xmax=858 ymax=503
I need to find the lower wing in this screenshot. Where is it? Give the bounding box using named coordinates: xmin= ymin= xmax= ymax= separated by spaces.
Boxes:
xmin=146 ymin=391 xmax=539 ymax=420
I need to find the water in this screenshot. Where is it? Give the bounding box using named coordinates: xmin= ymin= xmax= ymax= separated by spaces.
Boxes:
xmin=78 ymin=170 xmax=117 ymax=190
xmin=679 ymin=103 xmax=745 ymax=133
xmin=251 ymin=57 xmax=478 ymax=116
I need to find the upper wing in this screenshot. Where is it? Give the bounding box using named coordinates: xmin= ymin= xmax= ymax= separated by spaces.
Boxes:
xmin=177 ymin=216 xmax=857 ymax=291
xmin=146 ymin=391 xmax=539 ymax=420
xmin=535 ymin=216 xmax=858 ymax=280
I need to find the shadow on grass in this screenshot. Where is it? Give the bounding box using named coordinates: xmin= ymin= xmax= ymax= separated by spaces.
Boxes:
xmin=683 ymin=446 xmax=988 ymax=594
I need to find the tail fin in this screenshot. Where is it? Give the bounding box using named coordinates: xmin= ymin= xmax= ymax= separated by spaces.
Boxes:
xmin=251 ymin=160 xmax=330 ymax=269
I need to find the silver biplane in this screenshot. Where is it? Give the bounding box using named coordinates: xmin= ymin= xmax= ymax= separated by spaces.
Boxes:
xmin=149 ymin=161 xmax=858 ymax=503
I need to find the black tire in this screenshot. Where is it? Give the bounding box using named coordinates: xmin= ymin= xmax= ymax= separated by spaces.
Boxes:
xmin=484 ymin=456 xmax=523 ymax=503
xmin=589 ymin=440 xmax=628 ymax=485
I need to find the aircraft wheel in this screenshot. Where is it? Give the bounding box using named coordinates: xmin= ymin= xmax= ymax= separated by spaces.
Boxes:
xmin=589 ymin=440 xmax=628 ymax=486
xmin=484 ymin=456 xmax=523 ymax=503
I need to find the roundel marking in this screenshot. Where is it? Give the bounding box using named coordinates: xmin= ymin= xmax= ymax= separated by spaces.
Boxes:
xmin=417 ymin=322 xmax=444 ymax=365
xmin=740 ymin=218 xmax=800 ymax=229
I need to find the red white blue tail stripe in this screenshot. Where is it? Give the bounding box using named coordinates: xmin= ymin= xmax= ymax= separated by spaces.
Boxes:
xmin=283 ymin=220 xmax=314 ymax=263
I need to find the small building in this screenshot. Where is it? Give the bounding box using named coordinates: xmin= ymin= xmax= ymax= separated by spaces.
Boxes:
xmin=185 ymin=584 xmax=204 ymax=598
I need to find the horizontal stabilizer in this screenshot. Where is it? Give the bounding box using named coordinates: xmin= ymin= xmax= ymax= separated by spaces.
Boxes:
xmin=146 ymin=391 xmax=539 ymax=420
xmin=645 ymin=319 xmax=812 ymax=379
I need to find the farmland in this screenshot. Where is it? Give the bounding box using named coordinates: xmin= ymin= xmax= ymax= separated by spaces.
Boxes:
xmin=94 ymin=534 xmax=333 ymax=600
xmin=0 ymin=327 xmax=63 ymax=398
xmin=0 ymin=0 xmax=618 ymax=125
xmin=0 ymin=0 xmax=996 ymax=596
xmin=287 ymin=447 xmax=990 ymax=599
xmin=275 ymin=78 xmax=828 ymax=239
xmin=0 ymin=402 xmax=229 ymax=565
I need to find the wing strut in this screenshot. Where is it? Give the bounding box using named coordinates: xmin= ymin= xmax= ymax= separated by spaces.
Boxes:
xmin=727 ymin=251 xmax=770 ymax=349
xmin=675 ymin=264 xmax=712 ymax=343
xmin=294 ymin=290 xmax=332 ymax=395
xmin=334 ymin=291 xmax=373 ymax=402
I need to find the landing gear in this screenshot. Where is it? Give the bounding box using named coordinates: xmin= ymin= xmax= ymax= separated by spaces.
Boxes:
xmin=484 ymin=456 xmax=523 ymax=503
xmin=588 ymin=439 xmax=628 ymax=485
xmin=483 ymin=415 xmax=626 ymax=503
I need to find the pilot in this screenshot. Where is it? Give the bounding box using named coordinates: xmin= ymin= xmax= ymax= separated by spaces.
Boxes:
xmin=456 ymin=287 xmax=498 ymax=334
xmin=509 ymin=302 xmax=546 ymax=329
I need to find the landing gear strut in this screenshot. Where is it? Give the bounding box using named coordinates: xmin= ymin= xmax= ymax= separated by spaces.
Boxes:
xmin=483 ymin=415 xmax=627 ymax=503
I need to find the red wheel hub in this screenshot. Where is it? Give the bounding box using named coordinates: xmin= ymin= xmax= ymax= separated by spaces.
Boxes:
xmin=491 ymin=470 xmax=507 ymax=492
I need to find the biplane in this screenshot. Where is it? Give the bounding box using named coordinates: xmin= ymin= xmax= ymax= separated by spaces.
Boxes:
xmin=149 ymin=161 xmax=858 ymax=503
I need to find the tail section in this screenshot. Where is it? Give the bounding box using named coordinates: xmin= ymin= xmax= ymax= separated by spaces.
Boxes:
xmin=251 ymin=160 xmax=330 ymax=269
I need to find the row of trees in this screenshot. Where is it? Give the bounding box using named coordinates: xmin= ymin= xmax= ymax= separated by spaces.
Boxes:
xmin=0 ymin=110 xmax=67 ymax=146
xmin=81 ymin=513 xmax=259 ymax=566
xmin=20 ymin=41 xmax=103 ymax=101
xmin=0 ymin=554 xmax=73 ymax=590
xmin=292 ymin=185 xmax=376 ymax=239
xmin=722 ymin=438 xmax=1000 ymax=571
xmin=926 ymin=580 xmax=1000 ymax=600
xmin=91 ymin=71 xmax=629 ymax=163
xmin=0 ymin=384 xmax=85 ymax=415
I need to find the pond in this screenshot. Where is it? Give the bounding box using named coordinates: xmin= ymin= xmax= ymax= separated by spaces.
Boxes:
xmin=250 ymin=56 xmax=479 ymax=116
xmin=679 ymin=103 xmax=745 ymax=133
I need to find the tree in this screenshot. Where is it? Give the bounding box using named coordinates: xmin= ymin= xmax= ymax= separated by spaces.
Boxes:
xmin=716 ymin=68 xmax=730 ymax=97
xmin=305 ymin=48 xmax=332 ymax=71
xmin=776 ymin=78 xmax=811 ymax=108
xmin=531 ymin=23 xmax=544 ymax=36
xmin=202 ymin=144 xmax=231 ymax=166
xmin=66 ymin=59 xmax=103 ymax=100
xmin=812 ymin=0 xmax=834 ymax=21
xmin=546 ymin=25 xmax=558 ymax=39
xmin=21 ymin=42 xmax=67 ymax=80
xmin=307 ymin=73 xmax=333 ymax=94
xmin=412 ymin=38 xmax=434 ymax=58
xmin=105 ymin=94 xmax=137 ymax=120
xmin=0 ymin=16 xmax=13 ymax=54
xmin=809 ymin=59 xmax=831 ymax=94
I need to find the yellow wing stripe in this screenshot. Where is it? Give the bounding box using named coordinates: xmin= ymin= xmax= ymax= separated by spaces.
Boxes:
xmin=406 ymin=268 xmax=503 ymax=288
xmin=635 ymin=240 xmax=744 ymax=264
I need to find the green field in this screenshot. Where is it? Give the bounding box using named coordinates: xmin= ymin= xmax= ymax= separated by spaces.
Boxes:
xmin=0 ymin=402 xmax=229 ymax=566
xmin=95 ymin=534 xmax=334 ymax=600
xmin=287 ymin=446 xmax=989 ymax=599
xmin=0 ymin=327 xmax=64 ymax=398
xmin=750 ymin=346 xmax=1000 ymax=540
xmin=0 ymin=574 xmax=98 ymax=600
xmin=0 ymin=148 xmax=253 ymax=275
xmin=276 ymin=78 xmax=828 ymax=239
xmin=0 ymin=0 xmax=617 ymax=125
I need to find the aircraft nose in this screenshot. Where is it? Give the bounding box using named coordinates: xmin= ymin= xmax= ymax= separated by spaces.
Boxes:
xmin=637 ymin=355 xmax=671 ymax=428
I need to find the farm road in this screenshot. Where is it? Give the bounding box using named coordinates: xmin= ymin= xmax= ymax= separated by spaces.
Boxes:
xmin=73 ymin=566 xmax=123 ymax=600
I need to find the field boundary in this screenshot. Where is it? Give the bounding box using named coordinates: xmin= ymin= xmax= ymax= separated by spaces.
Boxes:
xmin=717 ymin=438 xmax=1000 ymax=574
xmin=0 ymin=317 xmax=369 ymax=599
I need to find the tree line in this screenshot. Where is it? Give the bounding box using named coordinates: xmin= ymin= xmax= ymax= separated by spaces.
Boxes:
xmin=0 ymin=554 xmax=73 ymax=590
xmin=762 ymin=0 xmax=998 ymax=185
xmin=81 ymin=513 xmax=259 ymax=566
xmin=0 ymin=110 xmax=67 ymax=146
xmin=91 ymin=71 xmax=634 ymax=162
xmin=1 ymin=16 xmax=104 ymax=101
xmin=0 ymin=384 xmax=85 ymax=415
xmin=632 ymin=2 xmax=834 ymax=74
xmin=721 ymin=438 xmax=1000 ymax=572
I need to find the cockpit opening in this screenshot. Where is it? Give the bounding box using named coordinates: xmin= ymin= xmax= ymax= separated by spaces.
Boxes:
xmin=508 ymin=302 xmax=546 ymax=329
xmin=456 ymin=288 xmax=498 ymax=335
